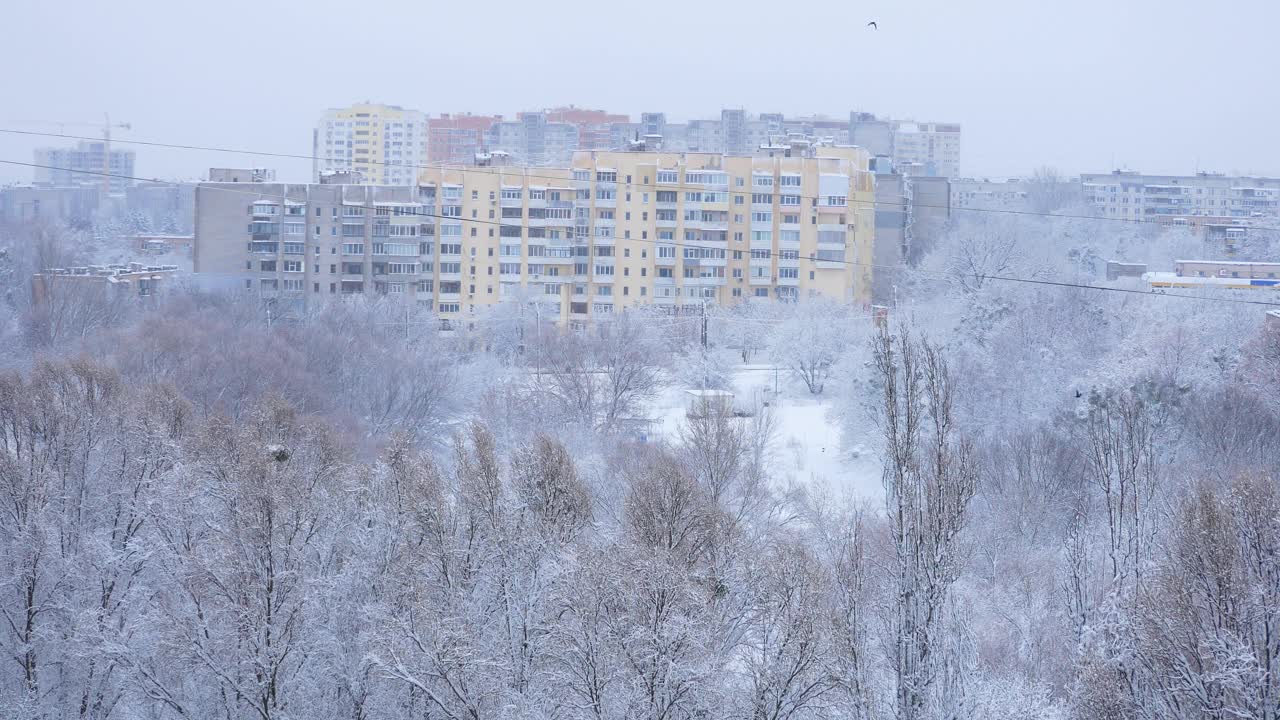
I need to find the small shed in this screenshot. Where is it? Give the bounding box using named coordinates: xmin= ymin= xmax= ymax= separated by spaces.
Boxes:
xmin=685 ymin=389 xmax=737 ymax=418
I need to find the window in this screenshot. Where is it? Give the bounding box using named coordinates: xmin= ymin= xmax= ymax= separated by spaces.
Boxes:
xmin=439 ymin=243 xmax=462 ymax=255
xmin=259 ymin=260 xmax=277 ymax=272
xmin=342 ymin=242 xmax=365 ymax=255
xmin=283 ymin=260 xmax=302 ymax=272
xmin=657 ymin=245 xmax=676 ymax=259
xmin=596 ymin=171 xmax=617 ymax=183
xmin=751 ymin=231 xmax=772 ymax=244
xmin=657 ymin=170 xmax=678 ymax=184
xmin=283 ymin=222 xmax=305 ymax=235
xmin=780 ymin=194 xmax=801 ymax=206
xmin=594 ymin=264 xmax=615 ymax=276
xmin=751 ymin=212 xmax=772 ymax=223
xmin=752 ymin=193 xmax=773 ymax=204
xmin=753 ymin=175 xmax=774 ymax=187
xmin=499 ymin=263 xmax=521 ymax=275
xmin=779 ymin=268 xmax=799 ymax=279
xmin=780 ymin=175 xmax=802 ymax=187
xmin=387 ymin=263 xmax=418 ymax=274
xmin=500 ymin=187 xmax=522 ymax=200
xmin=439 ymin=262 xmax=461 ymax=274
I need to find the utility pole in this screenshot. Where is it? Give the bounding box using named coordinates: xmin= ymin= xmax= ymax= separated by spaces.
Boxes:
xmin=700 ymin=299 xmax=708 ymax=350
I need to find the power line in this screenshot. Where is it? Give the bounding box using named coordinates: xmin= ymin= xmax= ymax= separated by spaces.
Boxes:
xmin=4 ymin=157 xmax=1279 ymax=309
xmin=6 ymin=126 xmax=1273 ymax=233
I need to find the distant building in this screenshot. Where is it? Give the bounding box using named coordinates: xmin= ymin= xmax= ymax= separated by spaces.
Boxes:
xmin=125 ymin=182 xmax=196 ymax=234
xmin=849 ymin=113 xmax=894 ymax=157
xmin=1143 ymin=259 xmax=1280 ymax=290
xmin=544 ymin=106 xmax=631 ymax=150
xmin=951 ymin=178 xmax=1032 ymax=212
xmin=870 ymin=161 xmax=950 ymax=305
xmin=893 ymin=122 xmax=962 ymax=179
xmin=132 ymin=234 xmax=194 ymax=257
xmin=428 ymin=114 xmax=503 ymax=166
xmin=33 ymin=141 xmax=135 ymax=193
xmin=209 ymin=168 xmax=277 ymax=183
xmin=0 ymin=185 xmax=101 ymax=226
xmin=32 ymin=262 xmax=181 ymax=305
xmin=313 ymin=102 xmax=427 ymax=185
xmin=1106 ymin=260 xmax=1148 ymax=281
xmin=1081 ymin=171 xmax=1280 ymax=221
xmin=487 ymin=111 xmax=581 ymax=166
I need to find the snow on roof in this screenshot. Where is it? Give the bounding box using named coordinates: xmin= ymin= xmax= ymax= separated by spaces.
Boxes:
xmin=1145 ymin=272 xmax=1275 ymax=286
xmin=685 ymin=389 xmax=735 ymax=398
xmin=1175 ymin=259 xmax=1280 ymax=266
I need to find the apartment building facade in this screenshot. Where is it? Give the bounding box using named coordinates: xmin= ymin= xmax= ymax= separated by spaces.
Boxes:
xmin=33 ymin=141 xmax=136 ymax=193
xmin=544 ymin=107 xmax=633 ymax=150
xmin=312 ymin=103 xmax=427 ymax=185
xmin=194 ymin=148 xmax=876 ymax=326
xmin=1081 ymin=171 xmax=1280 ymax=221
xmin=428 ymin=113 xmax=502 ymax=165
xmin=892 ymin=122 xmax=962 ymax=178
xmin=486 ymin=112 xmax=581 ymax=166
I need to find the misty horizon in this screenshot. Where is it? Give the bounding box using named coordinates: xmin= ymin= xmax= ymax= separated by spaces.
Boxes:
xmin=4 ymin=0 xmax=1279 ymax=184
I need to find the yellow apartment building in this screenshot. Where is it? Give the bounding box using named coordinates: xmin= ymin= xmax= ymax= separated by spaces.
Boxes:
xmin=195 ymin=148 xmax=875 ymax=326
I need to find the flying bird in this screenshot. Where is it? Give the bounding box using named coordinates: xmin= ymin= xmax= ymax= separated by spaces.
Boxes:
xmin=866 ymin=21 xmax=878 ymax=29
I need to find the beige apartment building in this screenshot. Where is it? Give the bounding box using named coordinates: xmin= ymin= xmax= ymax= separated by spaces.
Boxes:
xmin=312 ymin=103 xmax=427 ymax=185
xmin=194 ymin=148 xmax=875 ymax=326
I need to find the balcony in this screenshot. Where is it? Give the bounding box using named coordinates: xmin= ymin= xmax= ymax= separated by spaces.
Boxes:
xmin=438 ymin=292 xmax=461 ymax=303
xmin=655 ymin=275 xmax=675 ymax=285
xmin=656 ymin=255 xmax=676 ymax=266
xmin=749 ymin=275 xmax=771 ymax=286
xmin=654 ymin=294 xmax=676 ymax=305
xmin=500 ymin=196 xmax=523 ymax=208
xmin=438 ymin=272 xmax=462 ymax=282
xmin=778 ymin=275 xmax=800 ymax=286
xmin=500 ymin=272 xmax=521 ymax=282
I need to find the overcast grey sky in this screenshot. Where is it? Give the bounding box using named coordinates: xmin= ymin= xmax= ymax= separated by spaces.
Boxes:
xmin=4 ymin=0 xmax=1277 ymax=183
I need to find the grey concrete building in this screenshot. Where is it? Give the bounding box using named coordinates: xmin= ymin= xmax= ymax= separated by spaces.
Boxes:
xmin=195 ymin=181 xmax=433 ymax=311
xmin=869 ymin=158 xmax=950 ymax=305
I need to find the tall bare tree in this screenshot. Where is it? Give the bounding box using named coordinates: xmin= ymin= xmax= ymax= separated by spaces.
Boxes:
xmin=873 ymin=327 xmax=978 ymax=720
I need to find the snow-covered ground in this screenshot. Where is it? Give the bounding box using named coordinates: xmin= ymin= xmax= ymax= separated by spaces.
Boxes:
xmin=650 ymin=365 xmax=883 ymax=500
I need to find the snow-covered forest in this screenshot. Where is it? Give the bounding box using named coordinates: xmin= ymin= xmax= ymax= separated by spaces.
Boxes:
xmin=1 ymin=210 xmax=1279 ymax=720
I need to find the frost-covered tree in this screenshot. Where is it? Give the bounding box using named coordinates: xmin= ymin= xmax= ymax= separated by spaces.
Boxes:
xmin=873 ymin=327 xmax=978 ymax=720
